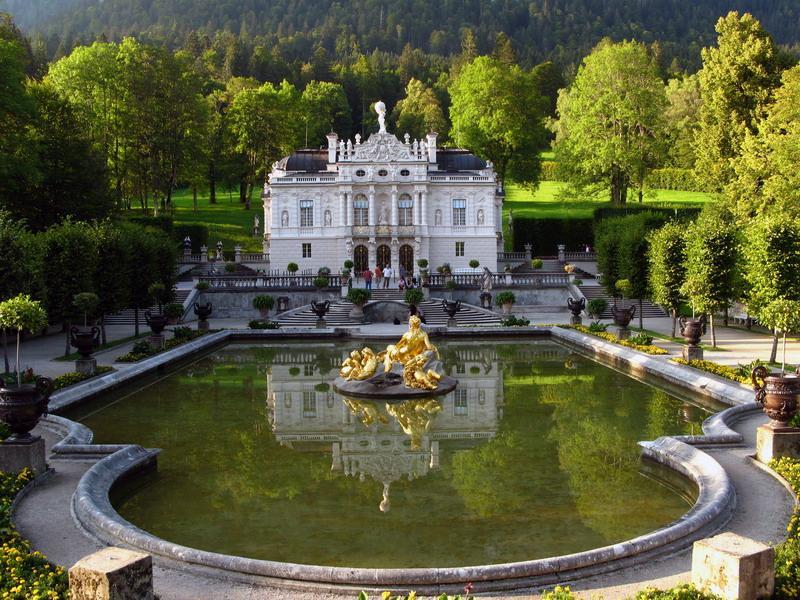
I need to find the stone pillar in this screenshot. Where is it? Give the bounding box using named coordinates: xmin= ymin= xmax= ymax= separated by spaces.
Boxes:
xmin=234 ymin=245 xmax=242 ymax=263
xmin=756 ymin=423 xmax=800 ymax=463
xmin=391 ymin=187 xmax=398 ymax=227
xmin=326 ymin=132 xmax=338 ymax=164
xmin=368 ymin=239 xmax=376 ymax=271
xmin=420 ymin=191 xmax=428 ymax=225
xmin=524 ymin=243 xmax=533 ymax=261
xmin=182 ymin=236 xmax=192 ymax=260
xmin=691 ymin=533 xmax=774 ymax=600
xmin=0 ymin=437 xmax=46 ymax=475
xmin=426 ymin=132 xmax=438 ymax=163
xmin=69 ymin=547 xmax=155 ymax=600
xmin=339 ymin=191 xmax=346 ymax=227
xmin=557 ymin=244 xmax=566 ymax=263
xmin=390 ymin=239 xmax=399 ymax=273
xmin=414 ymin=192 xmax=421 ymax=225
xmin=368 ymin=191 xmax=376 ymax=227
xmin=200 ymin=245 xmax=208 ymax=263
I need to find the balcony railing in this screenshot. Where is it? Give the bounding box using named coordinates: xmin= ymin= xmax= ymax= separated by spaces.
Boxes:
xmin=426 ymin=272 xmax=568 ymax=288
xmin=198 ymin=274 xmax=343 ymax=289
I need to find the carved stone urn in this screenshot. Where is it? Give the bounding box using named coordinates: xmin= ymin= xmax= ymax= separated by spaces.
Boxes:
xmin=194 ymin=302 xmax=212 ymax=330
xmin=679 ymin=316 xmax=703 ymax=346
xmin=611 ymin=304 xmax=636 ymax=328
xmin=567 ymin=297 xmax=586 ymax=318
xmin=0 ymin=377 xmax=54 ymax=442
xmin=752 ymin=366 xmax=800 ymax=426
xmin=311 ymin=300 xmax=331 ymax=328
xmin=441 ymin=299 xmax=461 ymax=327
xmin=144 ymin=310 xmax=168 ymax=335
xmin=70 ymin=325 xmax=100 ymax=358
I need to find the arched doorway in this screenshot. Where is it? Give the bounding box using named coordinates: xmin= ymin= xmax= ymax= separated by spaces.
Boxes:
xmin=354 ymin=245 xmax=368 ymax=274
xmin=377 ymin=244 xmax=391 ymax=267
xmin=399 ymin=244 xmax=413 ymax=274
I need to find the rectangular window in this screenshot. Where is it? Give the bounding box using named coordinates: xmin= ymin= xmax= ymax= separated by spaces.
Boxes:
xmin=398 ymin=198 xmax=413 ymax=226
xmin=300 ymin=200 xmax=314 ymax=227
xmin=354 ymin=199 xmax=369 ymax=226
xmin=455 ymin=241 xmax=465 ymax=257
xmin=302 ymin=243 xmax=311 ymax=258
xmin=454 ymin=389 xmax=468 ymax=416
xmin=452 ymin=198 xmax=466 ymax=226
xmin=303 ymin=391 xmax=316 ymax=418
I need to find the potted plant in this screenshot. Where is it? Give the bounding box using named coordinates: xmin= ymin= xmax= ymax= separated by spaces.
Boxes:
xmin=0 ymin=294 xmax=53 ymax=442
xmin=287 ymin=262 xmax=299 ymax=274
xmin=417 ymin=259 xmax=429 ymax=286
xmin=444 ymin=278 xmax=457 ymax=299
xmin=587 ymin=298 xmax=608 ymax=320
xmin=253 ymin=295 xmax=275 ymax=318
xmin=612 ymin=279 xmax=636 ymax=327
xmin=224 ymin=262 xmax=236 ymax=273
xmin=144 ymin=283 xmax=171 ymax=334
xmin=404 ymin=288 xmax=424 ymax=311
xmin=495 ymin=291 xmax=516 ymax=315
xmin=313 ymin=276 xmax=328 ymax=290
xmin=751 ymin=299 xmax=800 ymax=426
xmin=347 ymin=288 xmax=371 ymax=320
xmin=469 ymin=259 xmax=480 ymax=269
xmin=531 ymin=258 xmax=543 ymax=269
xmin=164 ymin=302 xmax=185 ymax=325
xmin=70 ymin=292 xmax=100 ymax=358
xmin=195 ymin=280 xmax=210 ymax=290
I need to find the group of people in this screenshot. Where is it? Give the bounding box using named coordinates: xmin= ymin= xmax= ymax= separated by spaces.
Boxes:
xmin=361 ymin=264 xmax=419 ymax=291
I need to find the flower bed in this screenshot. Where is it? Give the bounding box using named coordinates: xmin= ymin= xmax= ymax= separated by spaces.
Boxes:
xmin=563 ymin=325 xmax=669 ymax=355
xmin=117 ymin=328 xmax=208 ymax=362
xmin=671 ymin=358 xmax=749 ymax=384
xmin=1 ymin=469 xmax=69 ymax=599
xmin=769 ymin=458 xmax=800 ymax=599
xmin=52 ymin=366 xmax=114 ymax=390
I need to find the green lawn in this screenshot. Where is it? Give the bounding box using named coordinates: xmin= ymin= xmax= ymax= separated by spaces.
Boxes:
xmin=170 ymin=188 xmax=264 ymax=252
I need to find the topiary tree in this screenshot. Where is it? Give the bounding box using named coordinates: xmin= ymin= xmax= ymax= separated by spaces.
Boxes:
xmin=91 ymin=222 xmax=131 ymax=344
xmin=287 ymin=262 xmax=299 ymax=273
xmin=0 ymin=295 xmax=48 ymax=386
xmin=469 ymin=259 xmax=480 ymax=269
xmin=648 ymin=222 xmax=687 ymax=338
xmin=347 ymin=288 xmax=371 ymax=306
xmin=681 ymin=209 xmax=740 ymax=347
xmin=742 ymin=215 xmax=800 ymax=362
xmin=72 ymin=292 xmax=99 ymax=327
xmin=404 ymin=288 xmax=424 ymax=307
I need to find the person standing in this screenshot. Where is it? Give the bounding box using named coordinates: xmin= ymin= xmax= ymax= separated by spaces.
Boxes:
xmin=382 ymin=264 xmax=392 ymax=289
xmin=363 ymin=268 xmax=373 ymax=290
xmin=374 ymin=265 xmax=383 ymax=289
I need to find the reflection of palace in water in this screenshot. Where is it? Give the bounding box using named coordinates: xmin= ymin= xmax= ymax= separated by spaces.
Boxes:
xmin=265 ymin=343 xmax=508 ymax=511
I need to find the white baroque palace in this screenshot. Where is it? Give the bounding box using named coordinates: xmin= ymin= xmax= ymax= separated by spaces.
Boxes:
xmin=263 ymin=102 xmax=502 ymax=275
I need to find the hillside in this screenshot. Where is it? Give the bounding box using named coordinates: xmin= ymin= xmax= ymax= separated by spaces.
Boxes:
xmin=2 ymin=0 xmax=799 ymax=69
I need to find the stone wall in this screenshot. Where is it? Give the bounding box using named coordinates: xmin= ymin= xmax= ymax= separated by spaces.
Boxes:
xmin=440 ymin=287 xmax=567 ymax=307
xmin=196 ymin=289 xmax=341 ymax=319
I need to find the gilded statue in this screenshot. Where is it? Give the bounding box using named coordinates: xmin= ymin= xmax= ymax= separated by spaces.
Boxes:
xmin=339 ymin=348 xmax=379 ymax=380
xmin=386 ymin=398 xmax=442 ymax=449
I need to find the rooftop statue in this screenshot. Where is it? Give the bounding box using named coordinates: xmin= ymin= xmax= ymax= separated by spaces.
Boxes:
xmin=374 ymin=100 xmax=387 ymax=134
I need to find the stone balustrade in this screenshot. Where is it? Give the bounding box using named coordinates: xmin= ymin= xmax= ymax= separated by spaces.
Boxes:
xmin=426 ymin=272 xmax=568 ymax=288
xmin=198 ymin=274 xmax=343 ymax=289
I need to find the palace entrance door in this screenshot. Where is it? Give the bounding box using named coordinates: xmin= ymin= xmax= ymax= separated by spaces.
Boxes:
xmin=354 ymin=245 xmax=368 ymax=274
xmin=399 ymin=244 xmax=413 ymax=274
xmin=377 ymin=244 xmax=391 ymax=267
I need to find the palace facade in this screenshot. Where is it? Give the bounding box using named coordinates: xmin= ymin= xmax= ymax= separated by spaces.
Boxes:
xmin=263 ymin=116 xmax=503 ymax=276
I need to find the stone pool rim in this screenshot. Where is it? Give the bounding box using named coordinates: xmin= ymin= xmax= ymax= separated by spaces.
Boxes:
xmin=47 ymin=326 xmax=758 ymax=592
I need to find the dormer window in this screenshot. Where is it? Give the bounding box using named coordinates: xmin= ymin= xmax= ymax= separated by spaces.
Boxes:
xmin=378 ymin=169 xmax=388 ymax=177
xmin=355 ymin=169 xmax=366 ymax=177
xmin=400 ymin=169 xmax=410 ymax=176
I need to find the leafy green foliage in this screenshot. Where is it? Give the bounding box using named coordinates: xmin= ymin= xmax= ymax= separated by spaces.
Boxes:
xmin=0 ymin=295 xmax=47 ymax=334
xmin=347 ymin=288 xmax=371 ymax=306
xmin=587 ymin=321 xmax=608 ymax=332
xmin=587 ymin=298 xmax=607 ymax=317
xmin=769 ymin=458 xmax=800 ymax=599
xmin=393 ymin=78 xmax=449 ymax=140
xmin=634 ymin=584 xmax=721 ymax=600
xmin=286 ymin=262 xmax=299 ymax=273
xmin=494 ymin=291 xmax=516 ymax=306
xmin=648 ymin=221 xmax=687 ymax=335
xmin=52 ymin=365 xmax=113 ymax=390
xmin=117 ymin=330 xmax=207 ymax=362
xmin=403 ymin=288 xmax=424 ymax=306
xmin=628 ymin=333 xmax=654 ymax=346
xmin=672 ymin=358 xmax=749 ymax=384
xmin=248 ymin=320 xmax=280 ymax=329
xmin=566 ymin=324 xmax=668 ymax=355
xmin=450 ymin=56 xmax=548 ymax=185
xmin=252 ymin=295 xmax=275 ymax=310
xmin=501 ymin=315 xmax=530 ymax=327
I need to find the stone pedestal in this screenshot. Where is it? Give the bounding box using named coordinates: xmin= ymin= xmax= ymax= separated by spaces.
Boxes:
xmin=316 ymin=318 xmax=327 ymax=329
xmin=69 ymin=547 xmax=154 ymax=600
xmin=570 ymin=315 xmax=582 ymax=326
xmin=0 ymin=436 xmax=46 ymax=474
xmin=756 ymin=423 xmax=800 ymax=463
xmin=683 ymin=345 xmax=704 ymax=361
xmin=75 ymin=357 xmax=97 ymax=376
xmin=147 ymin=334 xmax=164 ymax=350
xmin=691 ymin=532 xmax=774 ymax=599
xmin=197 ymin=320 xmax=209 ymax=331
xmin=447 ymin=317 xmax=458 ymax=328
xmin=615 ymin=327 xmax=630 ymax=340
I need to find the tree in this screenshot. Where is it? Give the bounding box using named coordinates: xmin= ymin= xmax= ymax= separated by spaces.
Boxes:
xmin=694 ymin=12 xmax=782 ymax=192
xmin=392 ymin=78 xmax=448 ymax=141
xmin=300 ymin=81 xmax=351 ymax=147
xmin=529 ymin=61 xmax=565 ymax=119
xmin=91 ymin=222 xmax=131 ymax=344
xmin=680 ymin=209 xmax=740 ymax=347
xmin=554 ymin=40 xmax=668 ymax=205
xmin=648 ymin=222 xmax=687 ymax=337
xmin=728 ymin=65 xmax=800 ymax=222
xmin=492 ymin=32 xmax=517 ymax=65
xmin=617 ymin=217 xmax=653 ymax=330
xmin=742 ymin=215 xmax=800 ymax=363
xmin=664 ymin=74 xmax=702 ymax=169
xmin=449 ymin=56 xmax=548 ymax=187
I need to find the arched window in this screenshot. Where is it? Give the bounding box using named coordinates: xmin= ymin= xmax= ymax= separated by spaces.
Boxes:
xmin=398 ymin=194 xmax=413 ymax=226
xmin=353 ymin=194 xmax=369 ymax=226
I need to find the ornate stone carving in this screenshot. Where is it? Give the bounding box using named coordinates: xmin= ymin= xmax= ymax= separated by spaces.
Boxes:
xmin=353 ymin=132 xmax=414 ymax=162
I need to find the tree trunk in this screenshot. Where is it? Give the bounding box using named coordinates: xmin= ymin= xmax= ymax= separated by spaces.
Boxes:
xmin=209 ymin=161 xmax=217 ymax=204
xmin=239 ymin=179 xmax=248 ymax=204
xmin=2 ymin=328 xmax=9 ymax=374
xmin=100 ymin=313 xmax=107 ymax=346
xmin=15 ymin=330 xmax=21 ymax=386
xmin=670 ymin=308 xmax=677 ymax=338
xmin=723 ymin=306 xmax=728 ymax=327
xmin=770 ymin=329 xmax=778 ymax=363
xmin=710 ymin=313 xmax=716 ymax=348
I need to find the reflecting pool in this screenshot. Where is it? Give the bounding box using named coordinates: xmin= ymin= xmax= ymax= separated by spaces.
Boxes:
xmin=68 ymin=339 xmax=712 ymax=568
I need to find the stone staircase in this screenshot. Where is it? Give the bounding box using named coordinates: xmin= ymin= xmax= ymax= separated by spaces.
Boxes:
xmin=512 ymin=259 xmax=563 ymax=273
xmin=276 ymin=294 xmax=502 ymax=327
xmin=578 ymin=285 xmax=667 ymax=319
xmin=103 ymin=289 xmax=192 ymax=325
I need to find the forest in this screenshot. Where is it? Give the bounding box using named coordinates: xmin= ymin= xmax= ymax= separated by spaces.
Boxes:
xmin=2 ymin=0 xmax=800 ymax=72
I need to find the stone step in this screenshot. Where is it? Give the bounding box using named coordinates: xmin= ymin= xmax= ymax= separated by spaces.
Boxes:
xmin=577 ymin=285 xmax=666 ymax=318
xmin=103 ymin=289 xmax=192 ymax=325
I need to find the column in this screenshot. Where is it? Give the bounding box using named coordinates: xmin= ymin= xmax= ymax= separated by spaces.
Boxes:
xmin=368 ymin=190 xmax=376 ymax=227
xmin=368 ymin=240 xmax=376 ymax=270
xmin=421 ymin=191 xmax=428 ymax=225
xmin=414 ymin=191 xmax=421 ymax=225
xmin=391 ymin=187 xmax=398 ymax=227
xmin=339 ymin=191 xmax=346 ymax=227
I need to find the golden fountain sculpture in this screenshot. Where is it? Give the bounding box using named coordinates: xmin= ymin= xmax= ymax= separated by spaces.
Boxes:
xmin=339 ymin=315 xmax=443 ymax=390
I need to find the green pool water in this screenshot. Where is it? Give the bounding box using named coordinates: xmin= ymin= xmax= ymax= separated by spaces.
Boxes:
xmin=68 ymin=339 xmax=713 ymax=568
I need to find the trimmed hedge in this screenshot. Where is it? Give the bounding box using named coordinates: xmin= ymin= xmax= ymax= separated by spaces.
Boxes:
xmin=127 ymin=214 xmax=173 ymax=233
xmin=646 ymin=168 xmax=709 ymax=193
xmin=592 ymin=205 xmax=702 ymax=223
xmin=512 ymin=218 xmax=594 ymax=255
